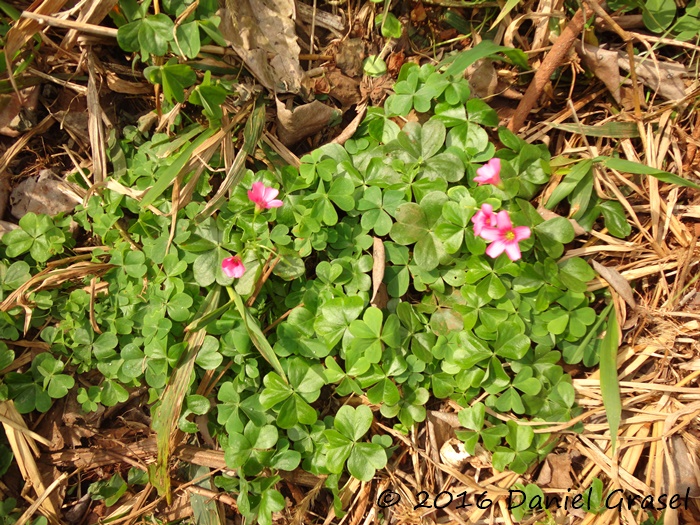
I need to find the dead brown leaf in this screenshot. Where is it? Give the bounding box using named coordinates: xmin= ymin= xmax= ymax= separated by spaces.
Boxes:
xmin=467 ymin=59 xmax=498 ymax=99
xmin=576 ymin=42 xmax=622 ymax=103
xmin=537 ymin=453 xmax=575 ymax=489
xmin=439 ymin=438 xmax=470 ymax=469
xmin=275 ymin=98 xmax=341 ymax=146
xmin=334 ymin=38 xmax=365 ymax=78
xmin=0 ymin=86 xmax=39 ymax=137
xmin=10 ymin=170 xmax=82 ymax=219
xmin=590 ymin=260 xmax=637 ymax=309
xmin=220 ymin=0 xmax=306 ymax=95
xmin=105 ymin=71 xmax=152 ymax=95
xmin=325 ymin=69 xmax=363 ymax=109
xmin=621 ymin=52 xmax=687 ymax=103
xmin=665 ymin=435 xmax=700 ymax=498
xmin=370 ymin=237 xmax=389 ymax=309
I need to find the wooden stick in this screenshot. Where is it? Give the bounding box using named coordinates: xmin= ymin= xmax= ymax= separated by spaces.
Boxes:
xmin=20 ymin=11 xmax=118 ymax=38
xmin=508 ymin=6 xmax=588 ymax=133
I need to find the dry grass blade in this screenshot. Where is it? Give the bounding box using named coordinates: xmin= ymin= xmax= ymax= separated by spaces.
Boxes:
xmin=180 ymin=107 xmax=251 ymax=209
xmin=18 ymin=11 xmax=118 ymax=38
xmin=14 ymin=471 xmax=70 ymax=525
xmin=4 ymin=0 xmax=70 ymax=93
xmin=291 ymin=476 xmax=325 ymax=525
xmin=86 ymin=50 xmax=107 ymax=183
xmin=150 ymin=286 xmax=222 ymax=502
xmin=0 ymin=401 xmax=61 ymax=521
xmin=140 ymin=126 xmax=216 ymax=208
xmin=0 ymin=115 xmax=53 ymax=175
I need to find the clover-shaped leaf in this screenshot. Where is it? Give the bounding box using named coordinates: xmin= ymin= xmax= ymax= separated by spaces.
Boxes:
xmin=314 ymin=295 xmax=365 ymax=348
xmin=225 ymin=421 xmax=278 ymax=470
xmin=324 ymin=405 xmax=387 ymax=481
xmin=357 ymin=187 xmax=404 ymax=236
xmin=390 ymin=192 xmax=448 ymax=271
xmin=458 ymin=401 xmax=485 ymax=431
xmin=118 ymin=14 xmax=175 ymax=57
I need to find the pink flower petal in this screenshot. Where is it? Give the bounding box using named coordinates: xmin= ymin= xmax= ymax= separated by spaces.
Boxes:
xmin=478 ymin=226 xmax=502 ymax=242
xmin=248 ymin=182 xmax=265 ymax=203
xmin=248 ymin=182 xmax=284 ymax=209
xmin=504 ymin=242 xmax=522 ymax=261
xmin=495 ymin=210 xmax=513 ymax=230
xmin=485 ymin=240 xmax=506 ymax=258
xmin=474 ymin=158 xmax=502 ymax=186
xmin=472 ymin=203 xmax=497 ymax=236
xmin=222 ymin=256 xmax=245 ymax=278
xmin=262 ymin=186 xmax=279 ymax=201
xmin=513 ymin=226 xmax=531 ymax=241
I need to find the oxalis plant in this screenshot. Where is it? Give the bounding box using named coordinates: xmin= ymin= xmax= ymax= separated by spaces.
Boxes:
xmin=0 ymin=58 xmax=622 ymax=524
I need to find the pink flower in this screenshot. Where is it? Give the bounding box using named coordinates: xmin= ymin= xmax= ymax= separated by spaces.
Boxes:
xmin=474 ymin=158 xmax=502 ymax=186
xmin=471 ymin=203 xmax=498 ymax=236
xmin=222 ymin=256 xmax=246 ymax=278
xmin=479 ymin=211 xmax=531 ymax=261
xmin=248 ymin=182 xmax=283 ymax=210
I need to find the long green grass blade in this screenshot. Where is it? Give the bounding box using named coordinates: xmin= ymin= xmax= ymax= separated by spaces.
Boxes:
xmin=188 ymin=464 xmax=222 ymax=525
xmin=150 ymin=286 xmax=221 ymax=502
xmin=546 ymin=158 xmax=594 ymax=210
xmin=490 ymin=0 xmax=521 ymax=29
xmin=141 ymin=126 xmax=216 ymax=208
xmin=230 ymin=288 xmax=288 ymax=383
xmin=548 ymin=122 xmax=640 ymax=138
xmin=185 ymin=297 xmax=235 ymax=333
xmin=597 ymin=157 xmax=700 ymax=190
xmin=600 ymin=306 xmax=621 ymax=453
xmin=442 ymin=40 xmax=528 ymax=75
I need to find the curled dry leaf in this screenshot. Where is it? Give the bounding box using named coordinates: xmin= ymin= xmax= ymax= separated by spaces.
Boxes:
xmin=536 ymin=453 xmax=575 ymax=489
xmin=575 ymin=42 xmax=687 ymax=104
xmin=590 ymin=260 xmax=637 ymax=309
xmin=439 ymin=438 xmax=470 ymax=469
xmin=575 ymin=42 xmax=622 ymax=103
xmin=664 ymin=435 xmax=700 ymax=498
xmin=370 ymin=236 xmax=388 ymax=309
xmin=332 ymin=103 xmax=367 ymax=146
xmin=275 ymin=98 xmax=341 ymax=146
xmin=220 ymin=0 xmax=305 ymax=95
xmin=105 ymin=71 xmax=152 ymax=95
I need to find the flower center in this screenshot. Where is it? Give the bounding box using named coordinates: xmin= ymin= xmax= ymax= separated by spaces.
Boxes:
xmin=505 ymin=230 xmax=516 ymax=241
